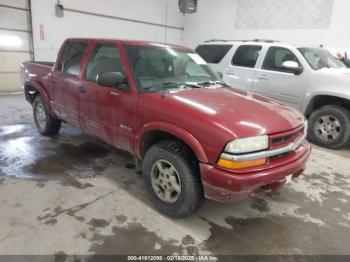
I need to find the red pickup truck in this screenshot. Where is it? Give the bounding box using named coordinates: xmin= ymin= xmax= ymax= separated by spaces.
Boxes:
xmin=20 ymin=38 xmax=311 ymax=217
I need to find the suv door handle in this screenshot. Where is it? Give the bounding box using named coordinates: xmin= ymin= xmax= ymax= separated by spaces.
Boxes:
xmin=257 ymin=75 xmax=269 ymax=80
xmin=226 ymin=71 xmax=236 ymax=76
xmin=79 ymin=86 xmax=87 ymax=93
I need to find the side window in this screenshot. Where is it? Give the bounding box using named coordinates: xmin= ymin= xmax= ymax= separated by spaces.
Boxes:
xmin=58 ymin=41 xmax=87 ymax=76
xmin=195 ymin=45 xmax=233 ymax=64
xmin=86 ymin=44 xmax=123 ymax=82
xmin=262 ymin=47 xmax=301 ymax=72
xmin=231 ymin=45 xmax=262 ymax=68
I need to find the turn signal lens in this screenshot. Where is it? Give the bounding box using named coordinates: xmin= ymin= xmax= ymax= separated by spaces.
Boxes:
xmin=217 ymin=158 xmax=267 ymax=170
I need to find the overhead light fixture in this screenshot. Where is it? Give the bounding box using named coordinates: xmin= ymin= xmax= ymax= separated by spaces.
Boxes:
xmin=55 ymin=3 xmax=64 ymax=17
xmin=178 ymin=0 xmax=198 ymax=14
xmin=0 ymin=35 xmax=23 ymax=48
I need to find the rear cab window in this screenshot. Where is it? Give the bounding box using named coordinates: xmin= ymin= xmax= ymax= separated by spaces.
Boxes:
xmin=195 ymin=44 xmax=233 ymax=64
xmin=231 ymin=45 xmax=262 ymax=68
xmin=57 ymin=41 xmax=88 ymax=76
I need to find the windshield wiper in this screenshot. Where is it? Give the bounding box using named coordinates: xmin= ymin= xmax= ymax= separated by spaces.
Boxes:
xmin=196 ymin=80 xmax=227 ymax=87
xmin=144 ymin=81 xmax=225 ymax=91
xmin=143 ymin=81 xmax=201 ymax=91
xmin=162 ymin=81 xmax=202 ymax=88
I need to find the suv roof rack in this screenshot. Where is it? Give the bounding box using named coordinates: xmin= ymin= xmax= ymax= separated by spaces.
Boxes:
xmin=251 ymin=39 xmax=279 ymax=43
xmin=204 ymin=39 xmax=237 ymax=43
xmin=204 ymin=39 xmax=279 ymax=43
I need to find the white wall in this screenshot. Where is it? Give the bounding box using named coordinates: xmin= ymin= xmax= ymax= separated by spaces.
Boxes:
xmin=183 ymin=0 xmax=350 ymax=50
xmin=0 ymin=0 xmax=31 ymax=92
xmin=31 ymin=0 xmax=184 ymax=61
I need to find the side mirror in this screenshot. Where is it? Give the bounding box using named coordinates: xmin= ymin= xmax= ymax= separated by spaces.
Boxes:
xmin=281 ymin=61 xmax=303 ymax=75
xmin=97 ymin=72 xmax=128 ymax=88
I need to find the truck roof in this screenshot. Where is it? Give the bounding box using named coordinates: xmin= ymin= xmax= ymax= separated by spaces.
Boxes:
xmin=65 ymin=38 xmax=192 ymax=51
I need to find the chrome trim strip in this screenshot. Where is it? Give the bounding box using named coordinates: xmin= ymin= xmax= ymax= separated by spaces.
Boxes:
xmin=221 ymin=121 xmax=308 ymax=161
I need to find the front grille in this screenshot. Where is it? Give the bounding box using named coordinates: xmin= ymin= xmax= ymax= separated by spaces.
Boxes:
xmin=272 ymin=133 xmax=298 ymax=145
xmin=270 ymin=124 xmax=305 ymax=149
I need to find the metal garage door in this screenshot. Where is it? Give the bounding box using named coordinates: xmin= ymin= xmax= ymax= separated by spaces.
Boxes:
xmin=0 ymin=0 xmax=33 ymax=93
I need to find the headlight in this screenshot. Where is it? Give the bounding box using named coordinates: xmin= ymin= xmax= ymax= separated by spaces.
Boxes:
xmin=224 ymin=135 xmax=269 ymax=154
xmin=217 ymin=135 xmax=269 ymax=170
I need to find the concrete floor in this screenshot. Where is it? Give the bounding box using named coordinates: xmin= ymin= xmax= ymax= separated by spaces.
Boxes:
xmin=0 ymin=93 xmax=349 ymax=256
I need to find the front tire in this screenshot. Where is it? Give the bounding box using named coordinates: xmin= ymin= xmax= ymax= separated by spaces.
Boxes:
xmin=308 ymin=105 xmax=350 ymax=149
xmin=33 ymin=95 xmax=61 ymax=136
xmin=142 ymin=140 xmax=204 ymax=218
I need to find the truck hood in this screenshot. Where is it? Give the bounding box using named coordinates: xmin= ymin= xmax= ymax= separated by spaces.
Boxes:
xmin=165 ymin=87 xmax=304 ymax=138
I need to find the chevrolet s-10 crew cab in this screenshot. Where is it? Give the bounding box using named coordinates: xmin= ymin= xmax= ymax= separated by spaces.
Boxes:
xmin=20 ymin=38 xmax=311 ymax=218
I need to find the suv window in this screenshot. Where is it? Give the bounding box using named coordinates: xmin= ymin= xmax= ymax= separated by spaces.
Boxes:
xmin=58 ymin=41 xmax=87 ymax=76
xmin=263 ymin=46 xmax=301 ymax=72
xmin=195 ymin=45 xmax=233 ymax=64
xmin=231 ymin=45 xmax=262 ymax=68
xmin=86 ymin=44 xmax=123 ymax=82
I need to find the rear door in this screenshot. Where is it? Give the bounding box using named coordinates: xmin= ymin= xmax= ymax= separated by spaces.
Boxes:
xmin=223 ymin=44 xmax=262 ymax=91
xmin=51 ymin=40 xmax=88 ymax=127
xmin=79 ymin=42 xmax=137 ymax=151
xmin=253 ymin=46 xmax=309 ymax=109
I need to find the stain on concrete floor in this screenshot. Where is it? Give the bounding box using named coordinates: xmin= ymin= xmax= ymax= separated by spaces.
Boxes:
xmin=88 ymin=222 xmax=185 ymax=255
xmin=200 ymin=214 xmax=349 ymax=255
xmin=0 ymin=94 xmax=350 ymax=256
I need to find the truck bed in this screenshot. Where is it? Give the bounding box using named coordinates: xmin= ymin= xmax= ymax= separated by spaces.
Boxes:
xmin=20 ymin=61 xmax=54 ymax=95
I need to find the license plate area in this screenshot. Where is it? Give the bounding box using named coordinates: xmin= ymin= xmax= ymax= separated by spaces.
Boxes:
xmin=285 ymin=174 xmax=293 ymax=184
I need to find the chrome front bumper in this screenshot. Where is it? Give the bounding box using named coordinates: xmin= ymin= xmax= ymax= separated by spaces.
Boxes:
xmin=220 ymin=121 xmax=308 ymax=162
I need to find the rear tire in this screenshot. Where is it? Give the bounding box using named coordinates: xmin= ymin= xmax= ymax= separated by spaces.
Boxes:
xmin=33 ymin=95 xmax=61 ymax=136
xmin=142 ymin=140 xmax=204 ymax=218
xmin=308 ymin=105 xmax=350 ymax=149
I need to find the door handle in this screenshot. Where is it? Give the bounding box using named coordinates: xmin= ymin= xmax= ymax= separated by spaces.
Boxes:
xmin=226 ymin=71 xmax=236 ymax=76
xmin=52 ymin=79 xmax=58 ymax=85
xmin=257 ymin=75 xmax=269 ymax=80
xmin=79 ymin=86 xmax=87 ymax=93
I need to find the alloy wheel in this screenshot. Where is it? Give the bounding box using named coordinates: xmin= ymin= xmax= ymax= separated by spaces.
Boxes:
xmin=150 ymin=159 xmax=182 ymax=203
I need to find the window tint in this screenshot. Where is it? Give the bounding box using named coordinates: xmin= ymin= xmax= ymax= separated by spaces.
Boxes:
xmin=86 ymin=44 xmax=123 ymax=82
xmin=231 ymin=45 xmax=262 ymax=68
xmin=58 ymin=41 xmax=87 ymax=76
xmin=263 ymin=47 xmax=300 ymax=72
xmin=195 ymin=45 xmax=232 ymax=64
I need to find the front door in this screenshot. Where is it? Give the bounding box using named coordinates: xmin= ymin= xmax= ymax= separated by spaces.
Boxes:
xmin=223 ymin=45 xmax=262 ymax=91
xmin=253 ymin=46 xmax=310 ymax=109
xmin=79 ymin=42 xmax=136 ymax=152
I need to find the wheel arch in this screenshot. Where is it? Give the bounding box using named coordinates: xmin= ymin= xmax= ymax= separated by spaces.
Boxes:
xmin=24 ymin=81 xmax=52 ymax=112
xmin=136 ymin=122 xmax=209 ymax=163
xmin=305 ymin=94 xmax=350 ymax=118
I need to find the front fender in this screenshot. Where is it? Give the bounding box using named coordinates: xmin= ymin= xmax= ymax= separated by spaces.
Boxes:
xmin=135 ymin=121 xmax=209 ymax=163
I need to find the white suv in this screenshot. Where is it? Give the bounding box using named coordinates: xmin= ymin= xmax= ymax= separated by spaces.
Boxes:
xmin=195 ymin=39 xmax=350 ymax=149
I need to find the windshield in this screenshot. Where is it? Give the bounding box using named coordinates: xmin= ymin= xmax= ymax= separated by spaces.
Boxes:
xmin=127 ymin=45 xmax=222 ymax=92
xmin=298 ymin=47 xmax=347 ymax=70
